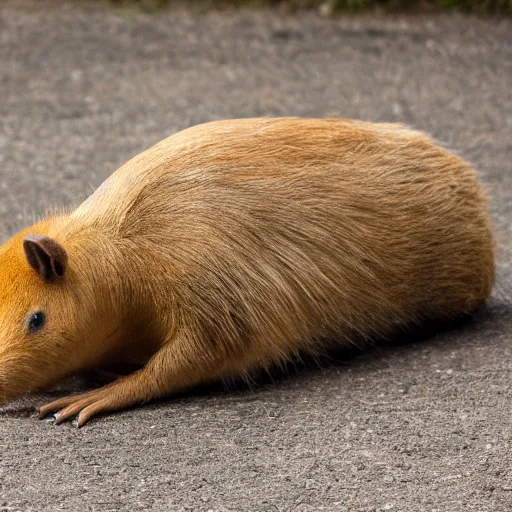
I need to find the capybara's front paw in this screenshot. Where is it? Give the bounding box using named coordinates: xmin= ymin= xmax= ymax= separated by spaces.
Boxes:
xmin=39 ymin=387 xmax=115 ymax=427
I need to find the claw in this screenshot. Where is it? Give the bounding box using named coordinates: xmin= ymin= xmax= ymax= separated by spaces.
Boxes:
xmin=38 ymin=374 xmax=141 ymax=426
xmin=39 ymin=388 xmax=112 ymax=426
xmin=39 ymin=389 xmax=98 ymax=420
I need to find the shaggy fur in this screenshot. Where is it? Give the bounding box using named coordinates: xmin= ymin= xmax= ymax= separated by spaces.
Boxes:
xmin=0 ymin=118 xmax=495 ymax=426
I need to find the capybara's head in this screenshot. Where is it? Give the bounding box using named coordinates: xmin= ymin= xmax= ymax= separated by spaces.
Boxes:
xmin=0 ymin=223 xmax=119 ymax=403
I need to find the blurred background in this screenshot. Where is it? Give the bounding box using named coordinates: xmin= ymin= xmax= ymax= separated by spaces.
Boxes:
xmin=0 ymin=1 xmax=511 ymax=511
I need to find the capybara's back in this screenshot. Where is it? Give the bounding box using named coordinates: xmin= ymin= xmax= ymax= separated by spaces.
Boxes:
xmin=98 ymin=118 xmax=494 ymax=358
xmin=0 ymin=118 xmax=495 ymax=425
xmin=73 ymin=117 xmax=494 ymax=366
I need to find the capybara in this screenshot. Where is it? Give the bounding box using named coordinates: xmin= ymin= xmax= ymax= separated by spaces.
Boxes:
xmin=0 ymin=118 xmax=494 ymax=426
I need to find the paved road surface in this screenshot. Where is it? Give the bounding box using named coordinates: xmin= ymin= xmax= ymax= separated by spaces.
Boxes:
xmin=0 ymin=3 xmax=511 ymax=511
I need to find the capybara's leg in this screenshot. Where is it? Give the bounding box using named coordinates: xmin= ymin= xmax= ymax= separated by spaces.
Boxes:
xmin=39 ymin=330 xmax=229 ymax=426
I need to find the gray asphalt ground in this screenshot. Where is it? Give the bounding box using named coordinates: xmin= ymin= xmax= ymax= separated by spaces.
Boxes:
xmin=0 ymin=2 xmax=511 ymax=511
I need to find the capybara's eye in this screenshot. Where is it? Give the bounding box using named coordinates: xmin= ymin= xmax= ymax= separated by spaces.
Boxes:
xmin=28 ymin=312 xmax=46 ymax=332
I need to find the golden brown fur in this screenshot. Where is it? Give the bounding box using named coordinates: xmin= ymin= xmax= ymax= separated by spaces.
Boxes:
xmin=0 ymin=118 xmax=495 ymax=425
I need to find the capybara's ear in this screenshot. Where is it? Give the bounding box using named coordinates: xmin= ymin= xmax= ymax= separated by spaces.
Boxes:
xmin=23 ymin=235 xmax=68 ymax=281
